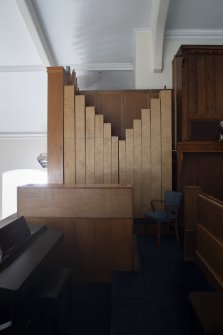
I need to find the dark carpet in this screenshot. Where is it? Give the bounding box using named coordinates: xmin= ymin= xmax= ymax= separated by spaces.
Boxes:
xmin=12 ymin=233 xmax=213 ymax=335
xmin=110 ymin=234 xmax=213 ymax=335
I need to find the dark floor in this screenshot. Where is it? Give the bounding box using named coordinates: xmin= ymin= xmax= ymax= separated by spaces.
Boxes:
xmin=110 ymin=234 xmax=213 ymax=335
xmin=6 ymin=233 xmax=213 ymax=335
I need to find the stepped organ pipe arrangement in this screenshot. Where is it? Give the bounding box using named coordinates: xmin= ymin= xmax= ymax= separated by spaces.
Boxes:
xmin=45 ymin=67 xmax=173 ymax=218
xmin=63 ymin=78 xmax=172 ymax=217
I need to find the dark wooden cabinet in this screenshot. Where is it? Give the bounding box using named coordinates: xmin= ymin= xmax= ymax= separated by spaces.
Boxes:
xmin=173 ymin=45 xmax=223 ymax=143
xmin=173 ymin=45 xmax=223 ymax=200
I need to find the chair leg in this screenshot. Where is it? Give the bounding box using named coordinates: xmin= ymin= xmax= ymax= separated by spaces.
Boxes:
xmin=174 ymin=219 xmax=180 ymax=244
xmin=156 ymin=222 xmax=161 ymax=247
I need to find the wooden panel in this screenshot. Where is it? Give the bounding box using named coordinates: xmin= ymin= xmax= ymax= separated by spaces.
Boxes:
xmin=103 ymin=123 xmax=112 ymax=184
xmin=182 ymin=55 xmax=190 ymax=140
xmin=174 ymin=46 xmax=223 ymax=143
xmin=197 ymin=55 xmax=206 ymax=116
xmin=80 ymin=89 xmax=160 ymax=139
xmin=125 ymin=129 xmax=134 ymax=185
xmin=17 ymin=184 xmax=134 ymax=282
xmin=124 ymin=92 xmax=149 ymax=131
xmin=47 ymin=67 xmax=64 ymax=183
xmin=184 ymin=186 xmax=201 ymax=260
xmin=133 ymin=119 xmax=142 ymax=217
xmin=188 ymin=55 xmax=197 ymax=117
xmin=150 ymin=99 xmax=162 ymax=201
xmin=172 ymin=56 xmax=183 ymax=145
xmin=71 ymin=218 xmax=95 ymax=280
xmin=111 ymin=136 xmax=119 ymax=184
xmin=206 ymin=55 xmax=215 ymax=115
xmin=95 ymin=92 xmax=122 ymax=138
xmin=197 ymin=224 xmax=223 ymax=287
xmin=17 ymin=185 xmax=133 ymax=219
xmin=25 ymin=216 xmax=133 ymax=282
xmin=215 ymin=55 xmax=223 ymax=115
xmin=86 ymin=107 xmax=95 ymax=184
xmin=184 ymin=186 xmax=201 ymax=230
xmin=94 ymin=218 xmax=133 ymax=282
xmin=119 ymin=140 xmax=126 ymax=185
xmin=195 ymin=191 xmax=223 ymax=289
xmin=64 ymin=85 xmax=75 ymax=184
xmin=160 ymin=90 xmax=172 ymax=197
xmin=95 ymin=115 xmax=104 ymax=183
xmin=198 ymin=193 xmax=223 ymax=241
xmin=75 ymin=95 xmax=86 ymax=183
xmin=141 ymin=109 xmax=151 ymax=213
xmin=82 ymin=91 xmax=122 ymax=138
xmin=179 ymin=152 xmax=223 ymax=201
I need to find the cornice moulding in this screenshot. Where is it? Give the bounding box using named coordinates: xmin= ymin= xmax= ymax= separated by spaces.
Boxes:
xmin=0 ymin=132 xmax=47 ymax=139
xmin=165 ymin=29 xmax=223 ymax=39
xmin=63 ymin=63 xmax=134 ymax=71
xmin=0 ymin=65 xmax=46 ymax=73
xmin=0 ymin=63 xmax=134 ymax=73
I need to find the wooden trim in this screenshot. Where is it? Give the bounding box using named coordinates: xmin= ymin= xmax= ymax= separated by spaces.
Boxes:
xmin=177 ymin=141 xmax=223 ymax=152
xmin=175 ymin=45 xmax=223 ymax=56
xmin=18 ymin=184 xmax=134 ymax=219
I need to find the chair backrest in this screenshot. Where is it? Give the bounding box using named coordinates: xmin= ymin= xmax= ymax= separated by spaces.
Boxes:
xmin=164 ymin=191 xmax=183 ymax=220
xmin=164 ymin=191 xmax=183 ymax=206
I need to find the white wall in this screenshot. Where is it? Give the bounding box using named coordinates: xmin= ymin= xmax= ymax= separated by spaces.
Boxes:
xmin=134 ymin=30 xmax=223 ymax=89
xmin=0 ymin=71 xmax=47 ymax=133
xmin=77 ymin=70 xmax=134 ymax=90
xmin=0 ymin=135 xmax=47 ymax=219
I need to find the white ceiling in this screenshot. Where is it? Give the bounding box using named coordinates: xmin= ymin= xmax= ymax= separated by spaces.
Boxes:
xmin=1 ymin=0 xmax=223 ymax=134
xmin=1 ymin=0 xmax=223 ymax=70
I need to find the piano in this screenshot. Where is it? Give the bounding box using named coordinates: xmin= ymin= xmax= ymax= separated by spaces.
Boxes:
xmin=0 ymin=215 xmax=63 ymax=327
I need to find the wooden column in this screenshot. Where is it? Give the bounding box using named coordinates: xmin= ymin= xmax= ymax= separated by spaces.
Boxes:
xmin=47 ymin=67 xmax=65 ymax=183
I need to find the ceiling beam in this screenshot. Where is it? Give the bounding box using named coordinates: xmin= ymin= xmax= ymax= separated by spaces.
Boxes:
xmin=151 ymin=0 xmax=170 ymax=73
xmin=15 ymin=0 xmax=56 ymax=66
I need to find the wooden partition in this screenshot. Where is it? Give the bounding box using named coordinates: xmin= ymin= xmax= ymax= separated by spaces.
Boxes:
xmin=184 ymin=189 xmax=223 ymax=290
xmin=196 ymin=192 xmax=223 ymax=290
xmin=17 ymin=184 xmax=133 ymax=282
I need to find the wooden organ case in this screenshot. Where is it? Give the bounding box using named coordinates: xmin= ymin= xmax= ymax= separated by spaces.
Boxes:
xmin=17 ymin=67 xmax=173 ymax=282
